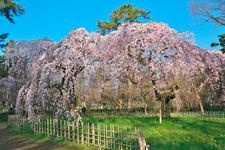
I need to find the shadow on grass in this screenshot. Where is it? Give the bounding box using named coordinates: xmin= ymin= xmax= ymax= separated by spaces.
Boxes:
xmin=0 ymin=111 xmax=9 ymax=123
xmin=0 ymin=126 xmax=95 ymax=150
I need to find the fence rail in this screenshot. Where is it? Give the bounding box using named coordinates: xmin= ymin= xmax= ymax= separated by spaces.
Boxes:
xmin=86 ymin=109 xmax=225 ymax=118
xmin=8 ymin=115 xmax=149 ymax=150
xmin=86 ymin=108 xmax=157 ymax=117
xmin=171 ymin=111 xmax=225 ymax=118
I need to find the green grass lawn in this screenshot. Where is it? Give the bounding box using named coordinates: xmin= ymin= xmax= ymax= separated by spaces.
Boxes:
xmin=2 ymin=111 xmax=225 ymax=150
xmin=84 ymin=116 xmax=225 ymax=150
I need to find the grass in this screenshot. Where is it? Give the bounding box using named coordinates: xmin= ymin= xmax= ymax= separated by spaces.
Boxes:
xmin=2 ymin=111 xmax=225 ymax=149
xmin=0 ymin=112 xmax=97 ymax=150
xmin=83 ymin=116 xmax=225 ymax=150
xmin=5 ymin=126 xmax=97 ymax=150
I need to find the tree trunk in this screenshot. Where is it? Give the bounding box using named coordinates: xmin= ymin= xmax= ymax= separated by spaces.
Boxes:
xmin=198 ymin=99 xmax=205 ymax=116
xmin=195 ymin=89 xmax=205 ymax=115
xmin=164 ymin=104 xmax=171 ymax=118
xmin=143 ymin=96 xmax=147 ymax=114
xmin=127 ymin=80 xmax=132 ymax=108
xmin=144 ymin=105 xmax=147 ymax=114
xmin=159 ymin=101 xmax=162 ymax=124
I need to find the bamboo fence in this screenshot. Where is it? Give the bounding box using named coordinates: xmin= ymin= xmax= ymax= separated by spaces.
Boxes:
xmin=87 ymin=109 xmax=225 ymax=118
xmin=8 ymin=115 xmax=149 ymax=150
xmin=171 ymin=111 xmax=225 ymax=118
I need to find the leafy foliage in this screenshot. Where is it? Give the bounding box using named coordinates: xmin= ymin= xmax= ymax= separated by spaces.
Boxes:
xmin=0 ymin=0 xmax=24 ymax=23
xmin=0 ymin=55 xmax=7 ymax=77
xmin=190 ymin=0 xmax=225 ymax=26
xmin=97 ymin=4 xmax=150 ymax=35
xmin=190 ymin=0 xmax=225 ymax=53
xmin=211 ymin=33 xmax=225 ymax=53
xmin=0 ymin=33 xmax=9 ymax=48
xmin=0 ymin=0 xmax=24 ymax=49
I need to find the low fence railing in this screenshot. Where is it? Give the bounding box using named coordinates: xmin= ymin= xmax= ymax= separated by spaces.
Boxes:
xmin=8 ymin=115 xmax=149 ymax=150
xmin=86 ymin=109 xmax=225 ymax=118
xmin=86 ymin=108 xmax=157 ymax=117
xmin=171 ymin=111 xmax=225 ymax=118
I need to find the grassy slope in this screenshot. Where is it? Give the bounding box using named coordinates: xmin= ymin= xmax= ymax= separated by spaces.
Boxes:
xmin=0 ymin=112 xmax=96 ymax=150
xmin=5 ymin=128 xmax=96 ymax=150
xmin=84 ymin=116 xmax=225 ymax=150
xmin=2 ymin=111 xmax=225 ymax=149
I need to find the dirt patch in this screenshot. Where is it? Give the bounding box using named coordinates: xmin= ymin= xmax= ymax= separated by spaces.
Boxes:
xmin=0 ymin=123 xmax=90 ymax=150
xmin=0 ymin=122 xmax=7 ymax=129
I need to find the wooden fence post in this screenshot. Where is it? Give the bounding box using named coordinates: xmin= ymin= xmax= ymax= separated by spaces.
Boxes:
xmin=97 ymin=123 xmax=100 ymax=147
xmin=8 ymin=115 xmax=10 ymax=126
xmin=104 ymin=124 xmax=107 ymax=149
xmin=81 ymin=123 xmax=84 ymax=144
xmin=46 ymin=119 xmax=49 ymax=136
xmin=68 ymin=121 xmax=70 ymax=140
xmin=72 ymin=121 xmax=75 ymax=141
xmin=63 ymin=119 xmax=65 ymax=139
xmin=76 ymin=121 xmax=79 ymax=143
xmin=87 ymin=122 xmax=90 ymax=143
xmin=138 ymin=128 xmax=149 ymax=150
xmin=92 ymin=123 xmax=95 ymax=145
xmin=60 ymin=119 xmax=63 ymax=138
xmin=7 ymin=115 xmax=150 ymax=150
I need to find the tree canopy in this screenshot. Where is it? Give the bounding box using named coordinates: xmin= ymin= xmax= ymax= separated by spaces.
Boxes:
xmin=0 ymin=0 xmax=24 ymax=23
xmin=0 ymin=55 xmax=7 ymax=77
xmin=211 ymin=33 xmax=225 ymax=53
xmin=2 ymin=22 xmax=224 ymax=121
xmin=190 ymin=0 xmax=225 ymax=26
xmin=0 ymin=0 xmax=24 ymax=77
xmin=97 ymin=4 xmax=150 ymax=35
xmin=0 ymin=0 xmax=24 ymax=48
xmin=190 ymin=0 xmax=225 ymax=53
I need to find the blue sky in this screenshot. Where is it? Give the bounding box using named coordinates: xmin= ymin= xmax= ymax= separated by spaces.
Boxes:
xmin=1 ymin=0 xmax=225 ymax=50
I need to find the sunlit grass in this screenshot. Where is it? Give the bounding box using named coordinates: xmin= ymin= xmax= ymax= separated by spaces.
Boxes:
xmin=2 ymin=111 xmax=225 ymax=149
xmin=84 ymin=116 xmax=225 ymax=150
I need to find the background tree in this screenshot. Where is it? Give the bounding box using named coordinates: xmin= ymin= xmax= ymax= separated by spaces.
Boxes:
xmin=3 ymin=21 xmax=224 ymax=122
xmin=0 ymin=0 xmax=24 ymax=48
xmin=190 ymin=0 xmax=225 ymax=26
xmin=0 ymin=0 xmax=24 ymax=78
xmin=97 ymin=4 xmax=150 ymax=35
xmin=211 ymin=33 xmax=225 ymax=53
xmin=190 ymin=0 xmax=225 ymax=53
xmin=0 ymin=55 xmax=7 ymax=77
